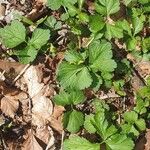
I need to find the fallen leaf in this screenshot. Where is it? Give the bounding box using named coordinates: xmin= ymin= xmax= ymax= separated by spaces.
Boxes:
xmin=35 ymin=126 xmax=51 ymax=145
xmin=50 ymin=105 xmax=65 ymax=133
xmin=1 ymin=95 xmax=19 ymax=118
xmin=23 ymin=66 xmax=53 ymax=127
xmin=22 ymin=130 xmax=43 ymax=150
xmin=32 ymin=92 xmax=53 ymax=127
xmin=145 ymin=129 xmax=150 ymax=150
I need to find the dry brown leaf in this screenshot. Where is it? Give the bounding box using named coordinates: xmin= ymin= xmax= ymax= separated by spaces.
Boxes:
xmin=0 ymin=60 xmax=25 ymax=74
xmin=32 ymin=92 xmax=53 ymax=127
xmin=1 ymin=95 xmax=19 ymax=118
xmin=35 ymin=126 xmax=51 ymax=144
xmin=50 ymin=105 xmax=65 ymax=133
xmin=35 ymin=0 xmax=47 ymax=5
xmin=52 ymin=105 xmax=65 ymax=119
xmin=23 ymin=66 xmax=53 ymax=127
xmin=23 ymin=66 xmax=44 ymax=97
xmin=145 ymin=129 xmax=150 ymax=150
xmin=22 ymin=131 xmax=43 ymax=150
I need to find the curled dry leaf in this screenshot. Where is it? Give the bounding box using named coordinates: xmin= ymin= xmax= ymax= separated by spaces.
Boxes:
xmin=1 ymin=95 xmax=19 ymax=118
xmin=22 ymin=130 xmax=43 ymax=150
xmin=23 ymin=66 xmax=53 ymax=127
xmin=32 ymin=92 xmax=53 ymax=127
xmin=50 ymin=105 xmax=65 ymax=133
xmin=35 ymin=126 xmax=51 ymax=145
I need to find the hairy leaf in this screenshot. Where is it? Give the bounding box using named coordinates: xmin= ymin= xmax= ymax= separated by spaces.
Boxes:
xmin=0 ymin=20 xmax=26 ymax=48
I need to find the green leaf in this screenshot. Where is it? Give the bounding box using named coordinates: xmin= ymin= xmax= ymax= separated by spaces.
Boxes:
xmin=105 ymin=23 xmax=123 ymax=40
xmin=44 ymin=16 xmax=57 ymax=28
xmin=93 ymin=112 xmax=117 ymax=139
xmin=116 ymin=20 xmax=132 ymax=36
xmin=54 ymin=91 xmax=71 ymax=106
xmin=121 ymin=124 xmax=139 ymax=137
xmin=123 ymin=111 xmax=138 ymax=123
xmin=65 ymin=50 xmax=84 ymax=64
xmin=63 ymin=136 xmax=100 ymax=150
xmin=18 ymin=45 xmax=38 ymax=64
xmin=123 ymin=0 xmax=132 ymax=6
xmin=89 ymin=40 xmax=117 ymax=72
xmin=132 ymin=14 xmax=145 ymax=36
xmin=28 ymin=28 xmax=50 ymax=49
xmin=57 ymin=62 xmax=92 ymax=89
xmin=135 ymin=118 xmax=146 ymax=131
xmin=84 ymin=114 xmax=96 ymax=133
xmin=138 ymin=0 xmax=149 ymax=4
xmin=77 ymin=67 xmax=93 ymax=89
xmin=47 ymin=0 xmax=62 ymax=10
xmin=126 ymin=38 xmax=137 ymax=50
xmin=0 ymin=20 xmax=26 ymax=48
xmin=106 ymin=134 xmax=134 ymax=150
xmin=69 ymin=90 xmax=85 ymax=105
xmin=89 ymin=15 xmax=105 ymax=33
xmin=95 ymin=0 xmax=120 ymax=16
xmin=66 ymin=110 xmax=84 ymax=133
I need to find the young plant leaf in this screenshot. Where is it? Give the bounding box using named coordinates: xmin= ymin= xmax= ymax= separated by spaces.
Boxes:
xmin=54 ymin=91 xmax=71 ymax=106
xmin=105 ymin=134 xmax=134 ymax=150
xmin=84 ymin=114 xmax=96 ymax=133
xmin=57 ymin=62 xmax=92 ymax=89
xmin=0 ymin=20 xmax=26 ymax=48
xmin=89 ymin=14 xmax=105 ymax=33
xmin=89 ymin=40 xmax=117 ymax=72
xmin=123 ymin=111 xmax=138 ymax=123
xmin=63 ymin=135 xmax=100 ymax=150
xmin=95 ymin=0 xmax=120 ymax=16
xmin=18 ymin=45 xmax=38 ymax=64
xmin=65 ymin=110 xmax=84 ymax=133
xmin=69 ymin=90 xmax=85 ymax=105
xmin=28 ymin=28 xmax=50 ymax=49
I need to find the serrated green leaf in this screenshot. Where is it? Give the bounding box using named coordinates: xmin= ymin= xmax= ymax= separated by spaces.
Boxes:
xmin=106 ymin=134 xmax=134 ymax=150
xmin=95 ymin=0 xmax=120 ymax=16
xmin=123 ymin=111 xmax=138 ymax=123
xmin=18 ymin=45 xmax=38 ymax=64
xmin=135 ymin=118 xmax=146 ymax=131
xmin=63 ymin=136 xmax=100 ymax=150
xmin=47 ymin=0 xmax=62 ymax=10
xmin=89 ymin=15 xmax=105 ymax=33
xmin=65 ymin=50 xmax=84 ymax=64
xmin=66 ymin=110 xmax=84 ymax=133
xmin=121 ymin=124 xmax=139 ymax=137
xmin=116 ymin=20 xmax=132 ymax=36
xmin=44 ymin=16 xmax=57 ymax=28
xmin=89 ymin=40 xmax=117 ymax=72
xmin=93 ymin=112 xmax=117 ymax=139
xmin=54 ymin=91 xmax=71 ymax=106
xmin=69 ymin=90 xmax=85 ymax=105
xmin=57 ymin=62 xmax=92 ymax=89
xmin=84 ymin=114 xmax=96 ymax=133
xmin=132 ymin=14 xmax=145 ymax=36
xmin=105 ymin=23 xmax=123 ymax=40
xmin=28 ymin=28 xmax=50 ymax=49
xmin=77 ymin=67 xmax=93 ymax=89
xmin=0 ymin=20 xmax=26 ymax=48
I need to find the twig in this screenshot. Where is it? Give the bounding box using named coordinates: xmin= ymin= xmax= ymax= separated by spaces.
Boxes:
xmin=60 ymin=131 xmax=65 ymax=150
xmin=11 ymin=64 xmax=30 ymax=85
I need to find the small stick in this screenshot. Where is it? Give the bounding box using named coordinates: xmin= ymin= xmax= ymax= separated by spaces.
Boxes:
xmin=12 ymin=64 xmax=30 ymax=85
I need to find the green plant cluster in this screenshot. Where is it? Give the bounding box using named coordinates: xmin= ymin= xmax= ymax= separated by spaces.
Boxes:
xmin=0 ymin=0 xmax=150 ymax=149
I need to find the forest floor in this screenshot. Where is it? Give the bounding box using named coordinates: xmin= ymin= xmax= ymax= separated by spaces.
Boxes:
xmin=0 ymin=0 xmax=150 ymax=150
